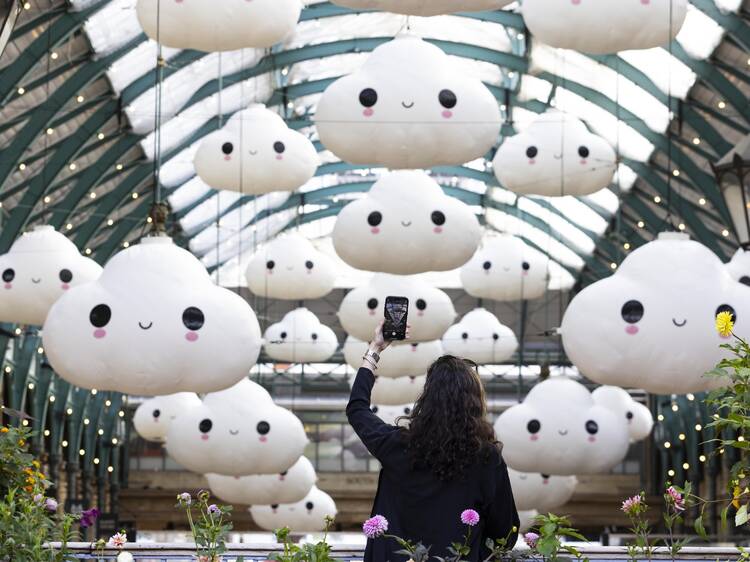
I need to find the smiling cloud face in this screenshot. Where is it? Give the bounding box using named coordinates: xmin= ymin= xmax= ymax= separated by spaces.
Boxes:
xmin=315 ymin=35 xmax=501 ymax=169
xmin=166 ymin=379 xmax=308 ymax=476
xmin=136 ymin=0 xmax=302 ymax=51
xmin=343 ymin=337 xmax=443 ymax=378
xmin=333 ymin=172 xmax=482 ymax=274
xmin=331 ymin=0 xmax=511 ymax=15
xmin=560 ymin=233 xmax=746 ymax=394
xmin=194 ymin=105 xmax=318 ymax=195
xmin=442 ymin=308 xmax=518 ymax=364
xmin=522 ymin=0 xmax=687 ymax=54
xmin=592 ymin=386 xmax=653 ymax=443
xmin=371 ymin=404 xmax=413 ymax=427
xmin=206 ymin=456 xmax=316 ymax=506
xmin=250 ymin=486 xmax=338 ymax=533
xmin=494 ymin=377 xmax=630 ymax=475
xmin=245 ymin=234 xmax=337 ymax=300
xmin=726 ymin=249 xmax=750 ymax=287
xmin=0 ymin=226 xmax=102 ymax=326
xmin=339 ymin=274 xmax=456 ymax=342
xmin=461 ymin=235 xmax=549 ymax=302
xmin=133 ymin=393 xmax=202 ymax=443
xmin=493 ymin=111 xmax=616 ymax=197
xmin=42 ymin=237 xmax=262 ymax=396
xmin=263 ymin=308 xmax=338 ymax=363
xmin=508 ymin=469 xmax=578 ymax=513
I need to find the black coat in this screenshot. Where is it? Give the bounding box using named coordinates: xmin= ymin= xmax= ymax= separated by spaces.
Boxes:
xmin=346 ymin=367 xmax=520 ymax=562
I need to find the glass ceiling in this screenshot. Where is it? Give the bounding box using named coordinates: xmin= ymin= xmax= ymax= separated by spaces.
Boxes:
xmin=58 ymin=0 xmax=748 ymax=291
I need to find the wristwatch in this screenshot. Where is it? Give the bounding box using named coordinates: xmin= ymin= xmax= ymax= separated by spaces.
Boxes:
xmin=363 ymin=349 xmax=380 ymax=365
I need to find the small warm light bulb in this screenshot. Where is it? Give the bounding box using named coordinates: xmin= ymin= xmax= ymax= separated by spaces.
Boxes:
xmin=637 ymin=221 xmax=645 ymax=228
xmin=623 ymin=243 xmax=631 ymax=250
xmin=49 ymin=396 xmax=55 ymax=403
xmin=66 ymin=408 xmax=73 ymax=415
xmin=91 ymin=389 xmax=97 ymax=395
xmin=76 ymin=95 xmax=84 ymax=103
xmin=93 ymin=458 xmax=100 ymax=464
xmin=123 ymin=242 xmax=130 ymax=248
xmin=83 ymin=418 xmax=90 ymax=425
xmin=62 ymin=440 xmax=68 ymax=447
xmin=111 ymin=437 xmax=118 ymax=445
xmin=695 ymin=424 xmax=702 ymax=431
xmin=682 ymin=462 xmax=690 ymax=470
xmin=43 ymin=196 xmax=51 ymax=204
xmin=686 ymin=393 xmax=695 ymax=401
xmin=79 ymin=449 xmax=85 ymax=456
xmin=118 ymin=410 xmax=125 ymax=418
xmin=116 ymin=164 xmax=124 ymax=171
xmin=672 ymin=170 xmax=680 ymax=177
xmin=97 ymin=429 xmax=104 ymax=436
xmin=50 ymin=52 xmax=58 ymax=60
xmin=17 ymin=87 xmax=25 ymax=94
xmin=671 ymin=404 xmax=679 ymax=412
xmin=678 ymin=433 xmax=686 ymax=441
xmin=46 ymin=128 xmax=54 ymax=135
xmin=107 ymin=219 xmax=114 ymax=226
xmin=89 ymin=192 xmax=96 ymax=199
xmin=84 ymin=248 xmax=92 ymax=255
xmin=105 ymin=400 xmax=112 ymax=407
xmin=678 ymin=223 xmax=686 ymax=231
xmin=664 ymin=441 xmax=672 ymax=448
xmin=19 ymin=163 xmax=26 ymax=170
xmin=667 ymin=469 xmax=675 ymax=477
xmin=722 ymin=229 xmax=730 ymax=237
xmin=131 ymin=192 xmax=138 ymax=199
xmin=107 ymin=466 xmax=114 ymax=473
xmin=21 ymin=419 xmax=28 ymax=426
xmin=718 ymin=101 xmax=726 ymax=109
xmin=657 ymin=414 xmax=664 ymax=421
xmin=699 ymin=455 xmax=707 ymax=462
xmin=98 ymin=133 xmax=105 ymax=140
xmin=692 ymin=137 xmax=700 ymax=145
xmin=66 ymin=223 xmax=73 ymax=231
xmin=43 ymin=429 xmax=50 ymax=436
xmin=27 ymin=383 xmax=34 ymax=390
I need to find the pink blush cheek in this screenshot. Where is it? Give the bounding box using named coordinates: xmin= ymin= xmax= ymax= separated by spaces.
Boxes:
xmin=641 ymin=0 xmax=650 ymax=4
xmin=275 ymin=155 xmax=283 ymax=161
xmin=201 ymin=435 xmax=209 ymax=441
xmin=371 ymin=227 xmax=380 ymax=235
xmin=3 ymin=283 xmax=10 ymax=290
xmin=528 ymin=159 xmax=535 ymax=165
xmin=417 ymin=311 xmax=424 ymax=317
xmin=625 ymin=325 xmax=639 ymax=335
xmin=363 ymin=108 xmax=374 ymax=117
xmin=93 ymin=329 xmax=106 ymax=339
xmin=571 ymin=0 xmax=581 ymax=4
xmin=530 ymin=434 xmax=539 ymax=442
xmin=368 ymin=310 xmax=376 ymax=316
xmin=442 ymin=110 xmax=453 ymax=119
xmin=433 ymin=226 xmax=443 ymax=234
xmin=224 ymin=155 xmax=231 ymax=161
xmin=61 ymin=283 xmax=70 ymax=290
xmin=186 ymin=332 xmax=199 ymax=342
xmin=588 ymin=436 xmax=596 ymax=443
xmin=259 ymin=436 xmax=268 ymax=443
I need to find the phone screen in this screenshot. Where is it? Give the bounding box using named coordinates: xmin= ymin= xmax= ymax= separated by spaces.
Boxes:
xmin=384 ymin=297 xmax=409 ymax=340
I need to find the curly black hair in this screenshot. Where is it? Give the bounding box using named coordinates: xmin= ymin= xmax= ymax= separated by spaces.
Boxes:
xmin=401 ymin=355 xmax=499 ymax=481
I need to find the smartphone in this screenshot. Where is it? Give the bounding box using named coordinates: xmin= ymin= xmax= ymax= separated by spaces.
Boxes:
xmin=383 ymin=296 xmax=409 ymax=340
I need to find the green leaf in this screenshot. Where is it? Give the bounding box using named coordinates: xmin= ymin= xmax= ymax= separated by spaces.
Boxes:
xmin=736 ymin=504 xmax=748 ymax=526
xmin=693 ymin=516 xmax=708 ymax=540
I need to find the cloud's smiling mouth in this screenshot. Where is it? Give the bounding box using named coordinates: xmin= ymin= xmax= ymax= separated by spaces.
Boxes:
xmin=557 ymin=429 xmax=569 ymax=436
xmin=249 ymin=149 xmax=258 ymax=156
xmin=502 ymin=266 xmax=511 ymax=272
xmin=229 ymin=429 xmax=239 ymax=436
xmin=672 ymin=318 xmax=687 ymax=327
xmin=138 ymin=321 xmax=153 ymax=330
xmin=285 ymin=266 xmax=294 ymax=271
xmin=553 ymin=153 xmax=563 ymax=160
xmin=401 ymin=101 xmax=415 ymax=109
xmin=31 ymin=278 xmax=41 ymax=284
xmin=401 ymin=220 xmax=412 ymax=227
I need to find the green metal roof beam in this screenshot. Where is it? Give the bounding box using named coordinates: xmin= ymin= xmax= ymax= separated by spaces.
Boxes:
xmin=691 ymin=0 xmax=750 ymax=51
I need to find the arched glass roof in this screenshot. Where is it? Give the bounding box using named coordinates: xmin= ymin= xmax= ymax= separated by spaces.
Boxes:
xmin=0 ymin=0 xmax=748 ymax=290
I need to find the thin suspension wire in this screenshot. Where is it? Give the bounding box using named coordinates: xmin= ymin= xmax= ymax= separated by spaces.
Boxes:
xmin=151 ymin=0 xmax=165 ymax=206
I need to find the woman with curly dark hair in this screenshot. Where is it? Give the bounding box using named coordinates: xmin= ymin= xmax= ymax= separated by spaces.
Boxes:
xmin=347 ymin=322 xmax=519 ymax=562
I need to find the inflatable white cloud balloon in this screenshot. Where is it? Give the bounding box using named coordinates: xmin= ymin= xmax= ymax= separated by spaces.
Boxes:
xmin=264 ymin=308 xmax=338 ymax=363
xmin=250 ymin=486 xmax=338 ymax=533
xmin=461 ymin=235 xmax=549 ymax=302
xmin=522 ymin=0 xmax=687 ymax=54
xmin=133 ymin=393 xmax=202 ymax=443
xmin=194 ymin=105 xmax=318 ymax=195
xmin=331 ymin=0 xmax=511 ymax=16
xmin=592 ymin=386 xmax=653 ymax=443
xmin=493 ymin=111 xmax=616 ymax=197
xmin=316 ymin=35 xmax=501 ymax=169
xmin=349 ymin=373 xmax=426 ymax=405
xmin=561 ymin=233 xmax=745 ymax=395
xmin=245 ymin=234 xmax=337 ymax=300
xmin=508 ymin=469 xmax=578 ymax=513
xmin=494 ymin=378 xmax=630 ymax=475
xmin=207 ymin=456 xmax=316 ymax=506
xmin=333 ymin=172 xmax=482 ymax=274
xmin=726 ymin=249 xmax=750 ymax=287
xmin=343 ymin=336 xmax=443 ymax=378
xmin=442 ymin=308 xmax=517 ymax=364
xmin=339 ymin=274 xmax=455 ymax=342
xmin=167 ymin=379 xmax=308 ymax=476
xmin=0 ymin=226 xmax=102 ymax=326
xmin=371 ymin=404 xmax=413 ymax=427
xmin=43 ymin=237 xmax=262 ymax=395
xmin=136 ymin=0 xmax=302 ymax=51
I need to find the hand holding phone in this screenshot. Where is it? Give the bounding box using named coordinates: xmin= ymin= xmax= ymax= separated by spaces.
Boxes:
xmin=383 ymin=296 xmax=409 ymax=340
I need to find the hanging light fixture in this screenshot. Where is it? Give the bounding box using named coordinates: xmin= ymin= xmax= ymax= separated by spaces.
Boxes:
xmin=712 ymin=135 xmax=750 ymax=249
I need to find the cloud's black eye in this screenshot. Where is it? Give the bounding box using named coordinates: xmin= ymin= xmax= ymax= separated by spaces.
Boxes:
xmin=626 ymin=411 xmax=634 ymax=420
xmin=416 ymin=299 xmax=426 ymax=311
xmin=438 ymin=89 xmax=457 ymax=109
xmin=359 ymin=88 xmax=378 ymax=107
xmin=2 ymin=268 xmax=14 ymax=282
xmin=482 ymin=261 xmax=492 ymax=271
xmin=740 ymin=276 xmax=750 ymax=287
xmin=199 ymin=419 xmax=212 ymax=433
xmin=311 ymin=333 xmax=318 ymax=341
xmin=89 ymin=304 xmax=111 ymax=328
xmin=257 ymin=421 xmax=270 ymax=435
xmin=404 ymin=407 xmax=411 ymax=415
xmin=152 ymin=409 xmax=161 ymax=419
xmin=717 ymin=304 xmax=737 ymax=325
xmin=522 ymin=261 xmax=530 ymax=271
xmin=367 ymin=211 xmax=382 ymax=227
xmin=578 ymin=146 xmax=590 ymax=158
xmin=280 ymin=332 xmax=288 ymax=339
xmin=273 ymin=141 xmax=286 ymax=154
xmin=461 ymin=332 xmax=469 ymax=340
xmin=527 ymin=420 xmax=541 ymax=434
xmin=585 ymin=420 xmax=599 ymax=435
xmin=59 ymin=269 xmax=72 ymax=283
xmin=280 ymin=471 xmax=288 ymax=476
xmin=431 ymin=211 xmax=446 ymax=226
xmin=266 ymin=260 xmax=275 ymax=270
xmin=492 ymin=333 xmax=499 ymax=341
xmin=222 ymin=142 xmax=233 ymax=155
xmin=367 ymin=298 xmax=378 ymax=310
xmin=305 ymin=501 xmax=314 ymax=510
xmin=371 ymin=406 xmax=379 ymax=414
xmin=271 ymin=504 xmax=279 ymax=509
xmin=182 ymin=307 xmax=205 ymax=331
xmin=526 ymin=146 xmax=538 ymax=159
xmin=305 ymin=260 xmax=314 ymax=270
xmin=621 ymin=300 xmax=644 ymax=324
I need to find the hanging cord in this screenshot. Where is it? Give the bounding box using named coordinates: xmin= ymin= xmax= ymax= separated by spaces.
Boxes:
xmin=40 ymin=16 xmax=53 ymax=223
xmin=149 ymin=0 xmax=168 ymax=236
xmin=216 ymin=52 xmax=223 ymax=285
xmin=664 ymin=0 xmax=675 ymax=230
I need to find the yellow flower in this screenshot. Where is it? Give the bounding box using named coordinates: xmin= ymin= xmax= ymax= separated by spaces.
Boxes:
xmin=734 ymin=486 xmax=742 ymax=509
xmin=32 ymin=460 xmax=40 ymax=468
xmin=0 ymin=427 xmax=8 ymax=433
xmin=717 ymin=311 xmax=735 ymax=337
